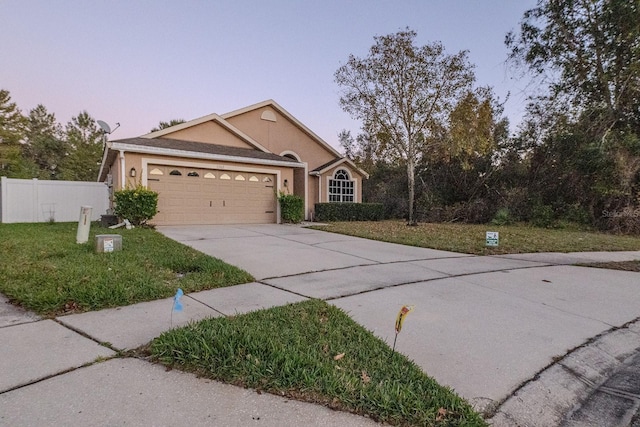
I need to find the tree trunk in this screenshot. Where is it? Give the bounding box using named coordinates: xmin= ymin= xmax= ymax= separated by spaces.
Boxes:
xmin=407 ymin=158 xmax=416 ymax=225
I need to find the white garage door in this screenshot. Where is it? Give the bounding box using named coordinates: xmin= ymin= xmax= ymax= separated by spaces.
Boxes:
xmin=147 ymin=165 xmax=277 ymax=225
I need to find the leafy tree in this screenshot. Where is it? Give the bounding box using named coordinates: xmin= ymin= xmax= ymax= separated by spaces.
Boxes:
xmin=340 ymin=130 xmax=409 ymax=217
xmin=150 ymin=119 xmax=186 ymax=133
xmin=506 ymin=0 xmax=640 ymax=139
xmin=0 ymin=89 xmax=33 ymax=177
xmin=23 ymin=105 xmax=66 ymax=179
xmin=0 ymin=146 xmax=39 ymax=178
xmin=444 ymin=87 xmax=508 ymax=167
xmin=335 ymin=29 xmax=475 ymax=224
xmin=365 ymin=161 xmax=409 ymax=218
xmin=0 ymin=89 xmax=25 ymax=145
xmin=60 ymin=111 xmax=104 ymax=181
xmin=338 ymin=129 xmax=379 ymax=173
xmin=506 ymin=0 xmax=640 ymax=231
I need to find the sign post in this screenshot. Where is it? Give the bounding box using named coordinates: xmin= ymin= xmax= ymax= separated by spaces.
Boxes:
xmin=76 ymin=206 xmax=92 ymax=244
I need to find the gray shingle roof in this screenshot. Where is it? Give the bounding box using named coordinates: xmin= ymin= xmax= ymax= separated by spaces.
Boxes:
xmin=113 ymin=137 xmax=299 ymax=163
xmin=311 ymin=158 xmax=345 ymax=173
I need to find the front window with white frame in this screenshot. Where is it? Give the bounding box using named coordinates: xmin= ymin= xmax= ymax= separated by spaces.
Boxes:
xmin=328 ymin=169 xmax=354 ymax=202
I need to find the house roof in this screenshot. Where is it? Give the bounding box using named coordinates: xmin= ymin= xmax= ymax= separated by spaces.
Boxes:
xmin=116 ymin=137 xmax=298 ymax=162
xmin=141 ymin=113 xmax=270 ymax=153
xmin=311 ymin=157 xmax=370 ymax=179
xmin=221 ymin=99 xmax=343 ymax=159
xmin=98 ymin=100 xmax=368 ymax=182
xmin=98 ymin=137 xmax=302 ymax=182
xmin=139 ymin=101 xmax=342 ymax=160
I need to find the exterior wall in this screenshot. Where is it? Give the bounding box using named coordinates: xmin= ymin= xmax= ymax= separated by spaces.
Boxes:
xmin=112 ymin=154 xmax=122 ymax=190
xmin=118 ymin=151 xmax=141 ymax=190
xmin=101 ymin=152 xmax=123 ymax=192
xmin=161 ymin=121 xmax=255 ymax=149
xmin=0 ymin=177 xmax=109 ymax=223
xmin=121 ymin=153 xmax=294 ymax=220
xmin=225 ymin=107 xmax=337 ymax=170
xmin=309 ymin=175 xmax=320 ymax=216
xmin=225 ymin=106 xmax=367 ymax=217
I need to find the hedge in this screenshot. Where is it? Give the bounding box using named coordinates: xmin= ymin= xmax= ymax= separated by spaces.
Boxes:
xmin=314 ymin=203 xmax=384 ymax=221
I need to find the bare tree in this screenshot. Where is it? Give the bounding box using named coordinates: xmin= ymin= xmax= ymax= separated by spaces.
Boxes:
xmin=335 ymin=28 xmax=475 ymax=224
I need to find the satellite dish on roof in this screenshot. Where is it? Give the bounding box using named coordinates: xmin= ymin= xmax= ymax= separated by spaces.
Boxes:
xmin=97 ymin=120 xmax=120 ymax=135
xmin=97 ymin=120 xmax=111 ymax=134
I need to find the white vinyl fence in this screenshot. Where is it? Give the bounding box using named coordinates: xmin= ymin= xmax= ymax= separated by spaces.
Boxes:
xmin=0 ymin=177 xmax=109 ymax=223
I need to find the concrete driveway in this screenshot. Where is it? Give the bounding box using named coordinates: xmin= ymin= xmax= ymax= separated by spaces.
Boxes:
xmin=160 ymin=224 xmax=640 ymax=425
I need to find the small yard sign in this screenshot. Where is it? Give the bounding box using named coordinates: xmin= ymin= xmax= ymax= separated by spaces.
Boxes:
xmin=486 ymin=231 xmax=499 ymax=247
xmin=103 ymin=237 xmax=114 ymax=252
xmin=95 ymin=234 xmax=122 ymax=253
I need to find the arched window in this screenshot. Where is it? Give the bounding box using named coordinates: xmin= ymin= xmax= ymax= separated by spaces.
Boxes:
xmin=328 ymin=169 xmax=354 ymax=203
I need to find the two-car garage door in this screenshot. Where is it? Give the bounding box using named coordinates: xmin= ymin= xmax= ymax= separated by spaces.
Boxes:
xmin=147 ymin=165 xmax=277 ymax=225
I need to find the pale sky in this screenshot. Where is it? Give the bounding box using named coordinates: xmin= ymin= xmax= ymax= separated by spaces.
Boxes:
xmin=1 ymin=0 xmax=537 ymax=150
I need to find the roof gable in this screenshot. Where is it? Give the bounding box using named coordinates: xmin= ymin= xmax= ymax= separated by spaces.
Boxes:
xmin=311 ymin=157 xmax=369 ymax=179
xmin=142 ymin=113 xmax=270 ymax=153
xmin=221 ymin=100 xmax=342 ymax=158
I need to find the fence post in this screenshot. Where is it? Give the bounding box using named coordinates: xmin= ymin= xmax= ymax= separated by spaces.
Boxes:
xmin=32 ymin=178 xmax=40 ymax=222
xmin=0 ymin=176 xmax=5 ymax=223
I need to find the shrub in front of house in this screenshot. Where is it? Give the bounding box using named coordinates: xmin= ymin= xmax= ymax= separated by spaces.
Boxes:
xmin=279 ymin=193 xmax=304 ymax=223
xmin=314 ymin=202 xmax=384 ymax=221
xmin=114 ymin=185 xmax=158 ymax=226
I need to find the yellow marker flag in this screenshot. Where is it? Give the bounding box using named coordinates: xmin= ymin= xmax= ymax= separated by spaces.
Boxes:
xmin=394 ymin=305 xmax=415 ymax=334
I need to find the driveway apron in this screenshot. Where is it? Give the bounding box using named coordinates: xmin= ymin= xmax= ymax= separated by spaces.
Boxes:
xmin=159 ymin=224 xmax=640 ymax=421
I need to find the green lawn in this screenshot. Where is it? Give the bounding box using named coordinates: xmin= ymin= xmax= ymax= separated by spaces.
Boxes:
xmin=0 ymin=222 xmax=253 ymax=316
xmin=151 ymin=300 xmax=486 ymax=426
xmin=312 ymin=220 xmax=640 ymax=255
xmin=8 ymin=219 xmax=634 ymax=425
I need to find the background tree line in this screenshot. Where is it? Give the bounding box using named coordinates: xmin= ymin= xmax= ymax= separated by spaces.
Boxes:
xmin=0 ymin=89 xmax=183 ymax=183
xmin=336 ymin=0 xmax=640 ymax=234
xmin=0 ymin=89 xmax=104 ymax=181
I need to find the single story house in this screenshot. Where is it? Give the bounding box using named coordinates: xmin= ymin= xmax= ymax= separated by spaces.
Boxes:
xmin=98 ymin=100 xmax=368 ymax=225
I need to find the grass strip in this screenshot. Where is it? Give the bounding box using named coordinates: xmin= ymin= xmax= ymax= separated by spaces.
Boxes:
xmin=151 ymin=300 xmax=486 ymax=426
xmin=311 ymin=220 xmax=640 ymax=255
xmin=0 ymin=222 xmax=253 ymax=316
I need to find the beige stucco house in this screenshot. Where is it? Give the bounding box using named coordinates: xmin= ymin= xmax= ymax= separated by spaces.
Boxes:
xmin=98 ymin=100 xmax=368 ymax=225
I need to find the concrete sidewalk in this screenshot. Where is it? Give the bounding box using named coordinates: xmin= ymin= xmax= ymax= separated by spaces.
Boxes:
xmin=0 ymin=290 xmax=375 ymax=427
xmin=2 ymin=224 xmax=639 ymax=426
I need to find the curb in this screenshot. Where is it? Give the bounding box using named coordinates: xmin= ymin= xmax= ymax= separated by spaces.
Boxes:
xmin=490 ymin=318 xmax=640 ymax=426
